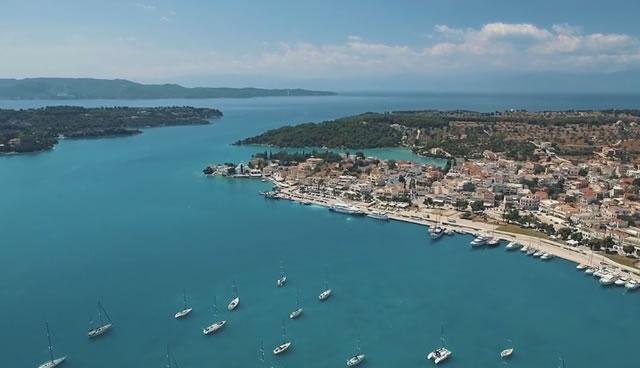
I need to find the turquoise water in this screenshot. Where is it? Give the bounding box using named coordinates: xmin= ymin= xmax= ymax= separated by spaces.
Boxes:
xmin=1 ymin=94 xmax=639 ymax=368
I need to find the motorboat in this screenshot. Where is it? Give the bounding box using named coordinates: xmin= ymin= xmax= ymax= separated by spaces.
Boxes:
xmin=576 ymin=263 xmax=587 ymax=270
xmin=444 ymin=228 xmax=454 ymax=236
xmin=427 ymin=347 xmax=451 ymax=364
xmin=500 ymin=348 xmax=514 ymax=358
xmin=471 ymin=236 xmax=488 ymax=247
xmin=346 ymin=354 xmax=366 ymax=367
xmin=600 ymin=275 xmax=617 ymax=286
xmin=88 ymin=302 xmax=113 ymax=338
xmin=615 ymin=277 xmax=628 ymax=286
xmin=520 ymin=245 xmax=529 ymax=252
xmin=367 ymin=211 xmax=389 ymax=220
xmin=533 ymin=250 xmax=544 ymax=257
xmin=541 ymin=252 xmax=554 ymax=260
xmin=625 ymin=280 xmax=639 ymax=290
xmin=38 ymin=322 xmax=67 ymax=368
xmin=487 ymin=237 xmax=500 ymax=247
xmin=505 ymin=242 xmax=521 ymax=250
xmin=430 ymin=226 xmax=444 ymax=240
xmin=584 ymin=267 xmax=595 ymax=275
xmin=329 ymin=203 xmax=365 ymax=215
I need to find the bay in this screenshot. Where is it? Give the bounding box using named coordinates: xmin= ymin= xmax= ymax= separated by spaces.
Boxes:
xmin=1 ymin=93 xmax=639 ymax=368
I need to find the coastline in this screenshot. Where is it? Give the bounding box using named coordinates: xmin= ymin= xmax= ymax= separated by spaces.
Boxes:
xmin=265 ymin=179 xmax=640 ymax=279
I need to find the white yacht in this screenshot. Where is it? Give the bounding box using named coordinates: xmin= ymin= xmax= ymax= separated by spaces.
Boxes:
xmin=174 ymin=289 xmax=193 ymax=319
xmin=367 ymin=211 xmax=389 ymax=220
xmin=38 ymin=322 xmax=67 ymax=368
xmin=330 ymin=203 xmax=365 ymax=215
xmin=88 ymin=302 xmax=113 ymax=338
xmin=203 ymin=296 xmax=226 ymax=335
xmin=430 ymin=226 xmax=444 ymax=240
xmin=526 ymin=247 xmax=536 ymax=256
xmin=427 ymin=327 xmax=451 ymax=365
xmin=615 ymin=277 xmax=628 ymax=286
xmin=487 ymin=237 xmax=500 ymax=247
xmin=319 ymin=281 xmax=332 ymax=301
xmin=346 ymin=338 xmax=365 ymax=366
xmin=533 ymin=250 xmax=544 ymax=257
xmin=290 ymin=291 xmax=303 ymax=319
xmin=584 ymin=267 xmax=595 ymax=275
xmin=228 ymin=280 xmax=240 ymax=311
xmin=505 ymin=242 xmax=521 ymax=250
xmin=625 ymin=280 xmax=639 ymax=290
xmin=273 ymin=323 xmax=292 ymax=355
xmin=520 ymin=245 xmax=529 ymax=252
xmin=541 ymin=252 xmax=554 ymax=260
xmin=576 ymin=263 xmax=587 ymax=270
xmin=600 ymin=275 xmax=617 ymax=286
xmin=471 ymin=236 xmax=488 ymax=247
xmin=276 ymin=262 xmax=287 ymax=287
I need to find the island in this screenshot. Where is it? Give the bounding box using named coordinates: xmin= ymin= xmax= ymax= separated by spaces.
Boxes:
xmin=235 ymin=109 xmax=640 ymax=162
xmin=0 ymin=106 xmax=222 ymax=153
xmin=0 ymin=78 xmax=336 ymax=100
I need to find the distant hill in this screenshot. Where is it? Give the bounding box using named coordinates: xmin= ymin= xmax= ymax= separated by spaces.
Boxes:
xmin=0 ymin=78 xmax=337 ymax=100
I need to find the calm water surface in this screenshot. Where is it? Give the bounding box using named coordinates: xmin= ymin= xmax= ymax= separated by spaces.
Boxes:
xmin=1 ymin=93 xmax=639 ymax=368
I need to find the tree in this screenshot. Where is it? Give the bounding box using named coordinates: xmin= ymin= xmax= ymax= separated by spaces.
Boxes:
xmin=578 ymin=168 xmax=589 ymax=176
xmin=423 ymin=197 xmax=434 ymax=207
xmin=388 ymin=160 xmax=397 ymax=170
xmin=557 ymin=227 xmax=573 ymax=240
xmin=623 ymin=245 xmax=635 ymax=254
xmin=588 ymin=238 xmax=602 ymax=251
xmin=471 ymin=200 xmax=485 ymax=213
xmin=534 ymin=165 xmax=545 ymax=174
xmin=455 ymin=199 xmax=469 ymax=210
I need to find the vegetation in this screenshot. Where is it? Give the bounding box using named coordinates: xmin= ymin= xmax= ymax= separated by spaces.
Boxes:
xmin=0 ymin=106 xmax=222 ymax=153
xmin=496 ymin=224 xmax=550 ymax=239
xmin=0 ymin=78 xmax=336 ymax=99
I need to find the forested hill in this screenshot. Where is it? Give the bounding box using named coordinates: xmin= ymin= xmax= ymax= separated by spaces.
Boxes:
xmin=0 ymin=106 xmax=222 ymax=153
xmin=0 ymin=78 xmax=336 ymax=100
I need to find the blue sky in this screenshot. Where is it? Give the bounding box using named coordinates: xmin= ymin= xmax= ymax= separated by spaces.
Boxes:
xmin=2 ymin=0 xmax=640 ymax=90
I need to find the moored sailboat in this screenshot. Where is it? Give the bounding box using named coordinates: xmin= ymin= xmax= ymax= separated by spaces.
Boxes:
xmin=427 ymin=326 xmax=452 ymax=364
xmin=37 ymin=322 xmax=67 ymax=368
xmin=273 ymin=322 xmax=292 ymax=355
xmin=289 ymin=290 xmax=303 ymax=319
xmin=174 ymin=288 xmax=192 ymax=319
xmin=276 ymin=262 xmax=287 ymax=287
xmin=346 ymin=337 xmax=366 ymax=366
xmin=319 ymin=280 xmax=332 ymax=301
xmin=203 ymin=296 xmax=226 ymax=335
xmin=88 ymin=301 xmax=113 ymax=338
xmin=228 ymin=280 xmax=240 ymax=311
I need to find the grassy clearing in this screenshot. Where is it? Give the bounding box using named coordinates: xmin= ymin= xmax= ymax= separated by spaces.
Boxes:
xmin=496 ymin=224 xmax=549 ymax=240
xmin=604 ymin=254 xmax=640 ymax=269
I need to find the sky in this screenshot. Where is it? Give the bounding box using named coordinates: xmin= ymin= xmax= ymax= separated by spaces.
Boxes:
xmin=2 ymin=0 xmax=640 ymax=91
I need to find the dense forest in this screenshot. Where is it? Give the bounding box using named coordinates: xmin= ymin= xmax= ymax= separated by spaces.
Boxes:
xmin=0 ymin=106 xmax=222 ymax=153
xmin=0 ymin=78 xmax=336 ymax=99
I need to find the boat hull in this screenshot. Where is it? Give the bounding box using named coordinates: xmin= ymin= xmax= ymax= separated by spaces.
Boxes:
xmin=277 ymin=276 xmax=287 ymax=287
xmin=427 ymin=348 xmax=451 ymax=364
xmin=290 ymin=308 xmax=303 ymax=319
xmin=273 ymin=342 xmax=292 ymax=355
xmin=174 ymin=308 xmax=193 ymax=319
xmin=346 ymin=354 xmax=366 ymax=366
xmin=203 ymin=320 xmax=226 ymax=335
xmin=88 ymin=324 xmax=112 ymax=338
xmin=319 ymin=289 xmax=332 ymax=301
xmin=228 ymin=297 xmax=240 ymax=311
xmin=38 ymin=356 xmax=67 ymax=368
xmin=501 ymin=348 xmax=514 ymax=358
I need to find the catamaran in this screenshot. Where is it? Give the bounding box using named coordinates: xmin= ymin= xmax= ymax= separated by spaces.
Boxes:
xmin=203 ymin=296 xmax=226 ymax=335
xmin=174 ymin=289 xmax=192 ymax=319
xmin=319 ymin=280 xmax=332 ymax=301
xmin=276 ymin=262 xmax=287 ymax=287
xmin=290 ymin=290 xmax=303 ymax=319
xmin=273 ymin=323 xmax=292 ymax=355
xmin=88 ymin=301 xmax=112 ymax=338
xmin=427 ymin=326 xmax=451 ymax=364
xmin=346 ymin=337 xmax=366 ymax=366
xmin=228 ymin=280 xmax=240 ymax=311
xmin=38 ymin=322 xmax=67 ymax=368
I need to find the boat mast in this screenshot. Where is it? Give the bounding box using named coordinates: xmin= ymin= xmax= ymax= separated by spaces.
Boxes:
xmin=295 ymin=289 xmax=300 ymax=309
xmin=260 ymin=340 xmax=266 ymax=367
xmin=101 ymin=302 xmax=113 ymax=324
xmin=440 ymin=326 xmax=445 ymax=348
xmin=213 ymin=295 xmax=218 ymax=318
xmin=280 ymin=262 xmax=285 ymax=278
xmin=232 ymin=280 xmax=238 ymax=298
xmin=281 ymin=322 xmax=287 ymax=343
xmin=183 ymin=288 xmax=187 ymax=310
xmin=97 ymin=301 xmax=104 ymax=327
xmin=45 ymin=321 xmax=55 ymax=363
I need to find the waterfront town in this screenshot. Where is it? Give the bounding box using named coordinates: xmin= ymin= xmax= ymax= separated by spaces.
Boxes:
xmin=204 ymin=144 xmax=640 ymax=284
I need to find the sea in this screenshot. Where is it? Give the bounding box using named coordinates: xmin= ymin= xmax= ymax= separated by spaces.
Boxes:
xmin=1 ymin=92 xmax=639 ymax=368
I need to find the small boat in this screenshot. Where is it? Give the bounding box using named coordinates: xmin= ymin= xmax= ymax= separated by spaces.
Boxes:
xmin=367 ymin=210 xmax=389 ymax=220
xmin=273 ymin=323 xmax=292 ymax=355
xmin=576 ymin=263 xmax=587 ymax=270
xmin=444 ymin=228 xmax=454 ymax=236
xmin=289 ymin=291 xmax=303 ymax=319
xmin=203 ymin=296 xmax=226 ymax=335
xmin=500 ymin=348 xmax=514 ymax=358
xmin=228 ymin=280 xmax=240 ymax=311
xmin=541 ymin=252 xmax=554 ymax=260
xmin=614 ymin=277 xmax=628 ymax=286
xmin=276 ymin=262 xmax=287 ymax=287
xmin=88 ymin=301 xmax=113 ymax=338
xmin=625 ymin=280 xmax=639 ymax=290
xmin=346 ymin=337 xmax=365 ymax=366
xmin=526 ymin=248 xmax=536 ymax=256
xmin=600 ymin=275 xmax=617 ymax=286
xmin=520 ymin=245 xmax=529 ymax=252
xmin=174 ymin=288 xmax=193 ymax=319
xmin=487 ymin=237 xmax=500 ymax=247
xmin=38 ymin=322 xmax=67 ymax=368
xmin=505 ymin=242 xmax=521 ymax=250
xmin=471 ymin=236 xmax=488 ymax=247
xmin=427 ymin=326 xmax=451 ymax=365
xmin=584 ymin=267 xmax=595 ymax=275
xmin=319 ymin=280 xmax=332 ymax=301
xmin=533 ymin=250 xmax=544 ymax=257
xmin=430 ymin=226 xmax=444 ymax=240
xmin=302 ymin=200 xmax=312 ymax=205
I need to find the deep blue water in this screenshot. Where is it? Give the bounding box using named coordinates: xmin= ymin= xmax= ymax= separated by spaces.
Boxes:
xmin=1 ymin=93 xmax=639 ymax=368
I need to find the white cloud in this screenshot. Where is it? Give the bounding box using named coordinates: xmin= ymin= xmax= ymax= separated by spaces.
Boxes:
xmin=347 ymin=35 xmax=362 ymax=41
xmin=135 ymin=3 xmax=156 ymax=10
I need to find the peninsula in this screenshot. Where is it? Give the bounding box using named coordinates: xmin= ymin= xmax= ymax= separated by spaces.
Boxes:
xmin=236 ymin=109 xmax=640 ymax=162
xmin=0 ymin=78 xmax=336 ymax=100
xmin=0 ymin=106 xmax=222 ymax=153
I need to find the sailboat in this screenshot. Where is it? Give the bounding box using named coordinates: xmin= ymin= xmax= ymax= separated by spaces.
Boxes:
xmin=38 ymin=322 xmax=67 ymax=368
xmin=228 ymin=280 xmax=240 ymax=311
xmin=318 ymin=280 xmax=332 ymax=301
xmin=289 ymin=290 xmax=303 ymax=319
xmin=174 ymin=289 xmax=193 ymax=319
xmin=203 ymin=295 xmax=226 ymax=335
xmin=88 ymin=301 xmax=113 ymax=338
xmin=346 ymin=337 xmax=366 ymax=366
xmin=427 ymin=326 xmax=451 ymax=364
xmin=260 ymin=341 xmax=274 ymax=368
xmin=273 ymin=322 xmax=292 ymax=355
xmin=276 ymin=262 xmax=287 ymax=287
xmin=166 ymin=345 xmax=180 ymax=368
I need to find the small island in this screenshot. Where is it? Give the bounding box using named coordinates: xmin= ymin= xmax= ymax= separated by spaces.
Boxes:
xmin=0 ymin=106 xmax=222 ymax=153
xmin=235 ymin=109 xmax=640 ymax=162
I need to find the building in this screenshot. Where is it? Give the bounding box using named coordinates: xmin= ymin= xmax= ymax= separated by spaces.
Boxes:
xmin=519 ymin=195 xmax=540 ymax=210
